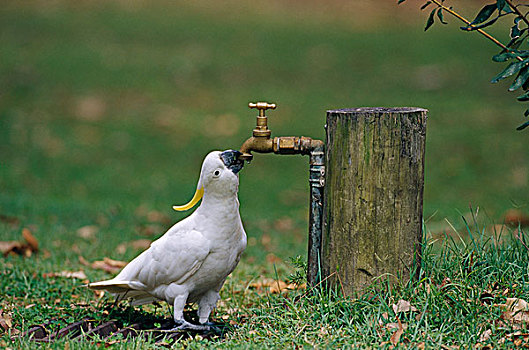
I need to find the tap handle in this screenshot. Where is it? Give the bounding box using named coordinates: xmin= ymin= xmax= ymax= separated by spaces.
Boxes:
xmin=248 ymin=101 xmax=275 ymax=137
xmin=249 ymin=102 xmax=276 ymax=117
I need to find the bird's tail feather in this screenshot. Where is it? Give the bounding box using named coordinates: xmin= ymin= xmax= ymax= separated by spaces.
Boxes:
xmin=86 ymin=279 xmax=143 ymax=294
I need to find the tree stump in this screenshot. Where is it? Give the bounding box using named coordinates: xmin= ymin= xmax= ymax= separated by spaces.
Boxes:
xmin=321 ymin=107 xmax=427 ymax=295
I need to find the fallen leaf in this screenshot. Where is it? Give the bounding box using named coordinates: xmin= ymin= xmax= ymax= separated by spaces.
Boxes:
xmin=504 ymin=298 xmax=529 ymax=312
xmin=78 ymin=255 xmax=90 ymax=266
xmin=92 ymin=290 xmax=105 ymax=299
xmin=390 ymin=318 xmax=404 ymax=346
xmin=0 ymin=228 xmax=39 ymax=257
xmin=0 ymin=310 xmax=12 ymax=332
xmin=504 ymin=332 xmax=529 ymax=347
xmin=116 ymin=243 xmax=127 ymax=255
xmin=103 ymin=257 xmax=127 ymax=268
xmin=266 ymin=253 xmax=283 ymax=264
xmin=261 ymin=234 xmax=272 ymax=250
xmin=386 ymin=322 xmax=408 ymax=331
xmin=115 ymin=239 xmax=152 ymax=255
xmin=42 ymin=271 xmax=87 ymax=280
xmin=138 ymin=224 xmax=163 ymax=236
xmin=79 ymin=256 xmax=127 ymax=274
xmin=504 ymin=209 xmax=529 ymax=227
xmin=91 ymin=261 xmax=120 ymax=274
xmin=0 ymin=241 xmax=22 ymax=255
xmin=74 ymin=95 xmax=106 ymax=121
xmin=392 ymin=299 xmax=418 ymax=314
xmin=479 ymin=329 xmax=492 ymax=342
xmin=146 ymin=210 xmax=171 ymax=224
xmin=77 ymin=225 xmax=98 ymax=240
xmin=273 ymin=217 xmax=294 ymax=232
xmin=130 ymin=239 xmax=152 ymax=250
xmin=249 ymin=278 xmax=305 ymax=294
xmin=500 ymin=298 xmax=529 ymax=324
xmin=22 ymin=228 xmax=38 ymax=251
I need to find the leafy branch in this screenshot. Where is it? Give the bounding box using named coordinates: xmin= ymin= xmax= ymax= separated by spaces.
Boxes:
xmin=398 ymin=0 xmax=529 ymax=130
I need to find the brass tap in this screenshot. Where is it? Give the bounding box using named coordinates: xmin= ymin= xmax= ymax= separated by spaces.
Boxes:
xmin=239 ymin=102 xmax=276 ymax=161
xmin=239 ymin=101 xmax=324 ymax=162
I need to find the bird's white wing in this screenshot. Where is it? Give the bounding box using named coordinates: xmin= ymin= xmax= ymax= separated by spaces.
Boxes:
xmin=120 ymin=228 xmax=211 ymax=288
xmin=89 ymin=227 xmax=211 ymax=294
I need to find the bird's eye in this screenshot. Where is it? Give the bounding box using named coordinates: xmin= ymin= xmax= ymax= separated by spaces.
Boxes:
xmin=213 ymin=169 xmax=221 ymax=178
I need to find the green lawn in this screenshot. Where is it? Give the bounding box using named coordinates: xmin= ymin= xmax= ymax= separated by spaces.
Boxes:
xmin=1 ymin=1 xmax=529 ymax=348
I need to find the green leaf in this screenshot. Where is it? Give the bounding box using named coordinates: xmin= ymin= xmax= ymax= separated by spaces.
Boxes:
xmin=461 ymin=16 xmax=498 ymax=31
xmin=496 ymin=0 xmax=506 ymax=10
xmin=492 ymin=51 xmax=529 ymax=62
xmin=498 ymin=1 xmax=513 ymax=13
xmin=517 ymin=90 xmax=529 ymax=101
xmin=525 ymin=109 xmax=529 ymax=117
xmin=509 ymin=66 xmax=529 ymax=91
xmin=516 ymin=120 xmax=529 ymax=130
xmin=437 ymin=8 xmax=448 ymax=24
xmin=522 ymin=76 xmax=529 ymax=90
xmin=491 ymin=59 xmax=529 ymax=83
xmin=470 ymin=4 xmax=497 ymax=25
xmin=421 ymin=1 xmax=432 ymax=10
xmin=424 ymin=8 xmax=436 ymax=31
xmin=507 ymin=36 xmax=525 ymax=50
xmin=511 ymin=17 xmax=522 ymax=39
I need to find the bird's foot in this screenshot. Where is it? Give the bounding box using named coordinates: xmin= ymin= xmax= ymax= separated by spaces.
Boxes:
xmin=169 ymin=319 xmax=213 ymax=332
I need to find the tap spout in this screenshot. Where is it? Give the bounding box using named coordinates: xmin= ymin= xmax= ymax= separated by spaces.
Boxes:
xmin=239 ymin=137 xmax=274 ymax=161
xmin=239 ymin=136 xmax=324 ymax=161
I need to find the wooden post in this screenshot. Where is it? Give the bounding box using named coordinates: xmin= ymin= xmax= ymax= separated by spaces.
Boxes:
xmin=321 ymin=107 xmax=427 ymax=295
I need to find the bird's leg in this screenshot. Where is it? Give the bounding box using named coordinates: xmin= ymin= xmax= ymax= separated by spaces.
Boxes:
xmin=172 ymin=292 xmax=188 ymax=323
xmin=167 ymin=289 xmax=210 ymax=332
xmin=198 ymin=290 xmax=220 ymax=324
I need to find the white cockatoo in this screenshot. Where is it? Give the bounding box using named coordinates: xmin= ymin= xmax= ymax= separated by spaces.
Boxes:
xmin=88 ymin=150 xmax=246 ymax=331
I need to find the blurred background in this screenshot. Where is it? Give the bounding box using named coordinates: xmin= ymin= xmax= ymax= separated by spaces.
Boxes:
xmin=1 ymin=0 xmax=528 ymax=268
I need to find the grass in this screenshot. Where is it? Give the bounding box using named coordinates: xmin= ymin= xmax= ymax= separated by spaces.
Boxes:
xmin=1 ymin=0 xmax=529 ymax=348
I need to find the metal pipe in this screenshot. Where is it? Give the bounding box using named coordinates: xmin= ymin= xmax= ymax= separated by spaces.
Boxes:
xmin=238 ymin=102 xmax=325 ymax=287
xmin=307 ymin=140 xmax=325 ymax=287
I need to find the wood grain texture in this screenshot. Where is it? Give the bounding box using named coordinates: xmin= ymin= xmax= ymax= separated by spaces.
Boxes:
xmin=322 ymin=107 xmax=427 ymax=295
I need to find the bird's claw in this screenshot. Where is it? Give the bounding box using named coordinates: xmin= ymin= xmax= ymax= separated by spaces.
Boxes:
xmin=169 ymin=320 xmax=213 ymax=332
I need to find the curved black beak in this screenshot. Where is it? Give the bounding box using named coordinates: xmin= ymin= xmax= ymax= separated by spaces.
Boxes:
xmin=220 ymin=150 xmax=244 ymax=174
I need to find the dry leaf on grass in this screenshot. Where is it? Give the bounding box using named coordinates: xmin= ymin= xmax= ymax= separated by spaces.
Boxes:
xmin=116 ymin=239 xmax=152 ymax=254
xmin=0 ymin=228 xmax=39 ymax=257
xmin=479 ymin=329 xmax=492 ymax=343
xmin=249 ymin=278 xmax=306 ymax=294
xmin=392 ymin=299 xmax=418 ymax=314
xmin=273 ymin=217 xmax=294 ymax=232
xmin=505 ymin=332 xmax=529 ymax=347
xmin=390 ymin=318 xmax=404 ymax=346
xmin=266 ymin=253 xmax=283 ymax=264
xmin=504 ymin=209 xmax=529 ymax=227
xmin=77 ymin=225 xmax=98 ymax=240
xmin=0 ymin=310 xmax=12 ymax=333
xmin=42 ymin=270 xmax=88 ymax=280
xmin=22 ymin=228 xmax=38 ymax=251
xmin=146 ymin=210 xmax=171 ymax=225
xmin=500 ymin=298 xmax=529 ymax=324
xmin=74 ymin=95 xmax=106 ymax=121
xmin=79 ymin=256 xmax=128 ymax=274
